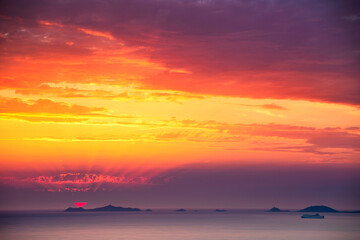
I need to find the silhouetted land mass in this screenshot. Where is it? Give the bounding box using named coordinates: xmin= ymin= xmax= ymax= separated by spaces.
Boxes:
xmin=64 ymin=204 xmax=359 ymax=213
xmin=65 ymin=204 xmax=141 ymax=212
xmin=175 ymin=209 xmax=186 ymax=212
xmin=299 ymin=205 xmax=338 ymax=212
xmin=65 ymin=207 xmax=86 ymax=212
xmin=341 ymin=210 xmax=360 ymax=213
xmin=266 ymin=207 xmax=289 ymax=212
xmin=215 ymin=209 xmax=227 ymax=212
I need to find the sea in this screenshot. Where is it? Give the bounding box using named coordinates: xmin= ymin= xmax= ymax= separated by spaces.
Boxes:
xmin=0 ymin=210 xmax=359 ymax=240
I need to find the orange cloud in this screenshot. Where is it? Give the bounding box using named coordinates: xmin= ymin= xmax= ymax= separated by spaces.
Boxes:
xmin=38 ymin=20 xmax=64 ymax=28
xmin=77 ymin=28 xmax=116 ymax=41
xmin=1 ymin=115 xmax=89 ymax=123
xmin=152 ymin=119 xmax=360 ymax=153
xmin=10 ymin=82 xmax=205 ymax=103
xmin=238 ymin=103 xmax=287 ymax=110
xmin=0 ymin=97 xmax=106 ymax=115
xmin=9 ymin=117 xmax=359 ymax=153
xmin=38 ymin=20 xmax=116 ymax=41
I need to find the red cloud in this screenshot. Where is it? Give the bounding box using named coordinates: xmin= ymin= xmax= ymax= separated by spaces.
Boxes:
xmin=77 ymin=27 xmax=115 ymax=41
xmin=170 ymin=119 xmax=360 ymax=152
xmin=0 ymin=173 xmax=158 ymax=192
xmin=0 ymin=0 xmax=359 ymax=105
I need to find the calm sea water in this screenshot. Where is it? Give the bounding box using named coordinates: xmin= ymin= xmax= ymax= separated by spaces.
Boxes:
xmin=0 ymin=210 xmax=359 ymax=240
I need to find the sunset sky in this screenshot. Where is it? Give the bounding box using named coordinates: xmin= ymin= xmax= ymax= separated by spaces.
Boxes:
xmin=0 ymin=0 xmax=359 ymax=210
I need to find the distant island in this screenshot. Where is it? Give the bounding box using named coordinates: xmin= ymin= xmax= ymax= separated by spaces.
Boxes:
xmin=299 ymin=205 xmax=338 ymax=213
xmin=266 ymin=207 xmax=289 ymax=212
xmin=175 ymin=209 xmax=186 ymax=212
xmin=65 ymin=204 xmax=141 ymax=212
xmin=341 ymin=210 xmax=360 ymax=213
xmin=65 ymin=207 xmax=86 ymax=212
xmin=215 ymin=209 xmax=227 ymax=212
xmin=264 ymin=205 xmax=359 ymax=213
xmin=64 ymin=204 xmax=359 ymax=213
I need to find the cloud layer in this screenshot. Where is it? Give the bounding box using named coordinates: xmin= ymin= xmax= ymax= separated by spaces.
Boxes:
xmin=1 ymin=0 xmax=359 ymax=104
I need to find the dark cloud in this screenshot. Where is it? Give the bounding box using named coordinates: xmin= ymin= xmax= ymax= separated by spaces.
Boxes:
xmin=0 ymin=0 xmax=359 ymax=105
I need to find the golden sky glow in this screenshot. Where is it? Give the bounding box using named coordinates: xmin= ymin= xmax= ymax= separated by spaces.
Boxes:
xmin=0 ymin=0 xmax=359 ymax=200
xmin=1 ymin=76 xmax=359 ymax=171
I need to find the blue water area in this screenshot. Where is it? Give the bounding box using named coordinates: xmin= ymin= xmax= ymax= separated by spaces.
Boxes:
xmin=0 ymin=210 xmax=359 ymax=240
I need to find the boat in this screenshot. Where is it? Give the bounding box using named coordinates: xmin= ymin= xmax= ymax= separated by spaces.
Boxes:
xmin=301 ymin=213 xmax=324 ymax=219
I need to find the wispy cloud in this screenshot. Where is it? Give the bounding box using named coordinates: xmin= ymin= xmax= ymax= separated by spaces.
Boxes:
xmin=0 ymin=97 xmax=106 ymax=115
xmin=0 ymin=172 xmax=162 ymax=192
xmin=38 ymin=20 xmax=116 ymax=41
xmin=238 ymin=103 xmax=287 ymax=110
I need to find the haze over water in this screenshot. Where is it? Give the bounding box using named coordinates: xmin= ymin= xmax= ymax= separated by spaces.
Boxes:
xmin=1 ymin=210 xmax=360 ymax=240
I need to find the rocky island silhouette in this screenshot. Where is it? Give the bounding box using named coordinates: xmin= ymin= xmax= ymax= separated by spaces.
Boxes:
xmin=64 ymin=204 xmax=359 ymax=213
xmin=215 ymin=209 xmax=227 ymax=212
xmin=266 ymin=207 xmax=290 ymax=212
xmin=65 ymin=204 xmax=141 ymax=212
xmin=265 ymin=205 xmax=360 ymax=213
xmin=175 ymin=209 xmax=187 ymax=212
xmin=299 ymin=205 xmax=338 ymax=213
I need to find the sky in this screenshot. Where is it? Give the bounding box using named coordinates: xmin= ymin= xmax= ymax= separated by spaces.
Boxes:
xmin=0 ymin=0 xmax=359 ymax=210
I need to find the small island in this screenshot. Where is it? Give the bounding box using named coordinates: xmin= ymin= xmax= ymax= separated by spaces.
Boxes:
xmin=65 ymin=204 xmax=141 ymax=212
xmin=266 ymin=207 xmax=289 ymax=212
xmin=65 ymin=207 xmax=86 ymax=212
xmin=299 ymin=205 xmax=338 ymax=213
xmin=175 ymin=209 xmax=186 ymax=212
xmin=215 ymin=209 xmax=227 ymax=212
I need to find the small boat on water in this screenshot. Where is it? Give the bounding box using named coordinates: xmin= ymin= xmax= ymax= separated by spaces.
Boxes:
xmin=301 ymin=213 xmax=324 ymax=219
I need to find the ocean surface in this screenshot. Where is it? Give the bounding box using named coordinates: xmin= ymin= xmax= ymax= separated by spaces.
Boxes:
xmin=0 ymin=210 xmax=359 ymax=240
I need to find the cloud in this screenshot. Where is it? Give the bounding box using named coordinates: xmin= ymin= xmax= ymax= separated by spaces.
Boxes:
xmin=251 ymin=145 xmax=339 ymax=156
xmin=38 ymin=19 xmax=116 ymax=41
xmin=1 ymin=115 xmax=89 ymax=123
xmin=0 ymin=172 xmax=167 ymax=192
xmin=157 ymin=119 xmax=360 ymax=152
xmin=0 ymin=97 xmax=106 ymax=115
xmin=238 ymin=103 xmax=287 ymax=111
xmin=0 ymin=0 xmax=359 ymax=105
xmin=13 ymin=84 xmax=115 ymax=98
xmin=6 ymin=115 xmax=358 ymax=153
xmin=22 ymin=136 xmax=139 ymax=142
xmin=259 ymin=104 xmax=287 ymax=110
xmin=77 ymin=27 xmax=115 ymax=41
xmin=20 ymin=118 xmax=358 ymax=154
xmin=0 ymin=97 xmax=116 ymax=123
xmin=307 ymin=132 xmax=360 ymax=150
xmin=11 ymin=82 xmax=206 ymax=103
